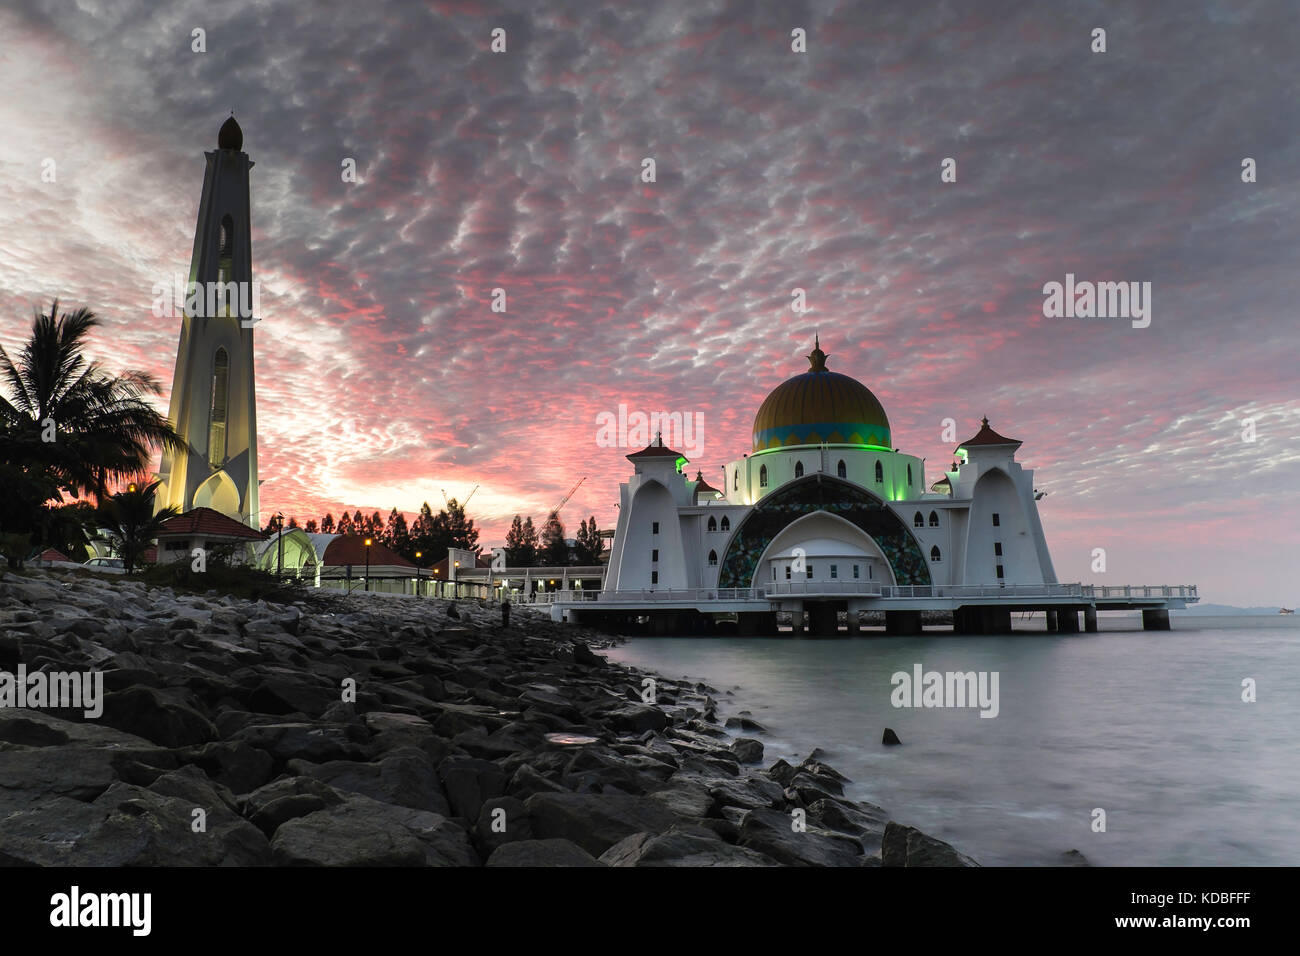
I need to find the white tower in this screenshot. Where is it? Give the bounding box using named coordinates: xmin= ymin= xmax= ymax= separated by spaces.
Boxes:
xmin=156 ymin=116 xmax=260 ymax=527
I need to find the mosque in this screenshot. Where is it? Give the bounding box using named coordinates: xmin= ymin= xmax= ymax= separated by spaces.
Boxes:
xmin=580 ymin=338 xmax=1197 ymax=634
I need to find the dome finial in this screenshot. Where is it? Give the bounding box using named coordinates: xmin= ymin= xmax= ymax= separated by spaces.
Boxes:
xmin=981 ymin=415 xmax=990 ymax=427
xmin=218 ymin=114 xmax=243 ymax=151
xmin=807 ymin=336 xmax=827 ymax=372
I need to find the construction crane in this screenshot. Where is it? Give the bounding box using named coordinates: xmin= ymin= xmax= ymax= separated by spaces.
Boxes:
xmin=441 ymin=484 xmax=480 ymax=507
xmin=547 ymin=476 xmax=586 ymax=520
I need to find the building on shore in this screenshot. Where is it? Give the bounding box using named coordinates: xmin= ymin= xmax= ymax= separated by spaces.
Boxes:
xmin=551 ymin=337 xmax=1196 ymax=635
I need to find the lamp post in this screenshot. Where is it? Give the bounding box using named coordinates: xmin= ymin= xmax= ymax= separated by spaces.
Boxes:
xmin=276 ymin=511 xmax=285 ymax=579
xmin=433 ymin=567 xmax=441 ymax=599
xmin=364 ymin=537 xmax=372 ymax=591
xmin=414 ymin=551 xmax=422 ymax=597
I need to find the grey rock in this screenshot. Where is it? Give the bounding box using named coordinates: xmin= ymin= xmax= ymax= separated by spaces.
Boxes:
xmin=525 ymin=792 xmax=679 ymax=857
xmin=486 ymin=838 xmax=602 ymax=867
xmin=881 ymin=822 xmax=979 ymax=867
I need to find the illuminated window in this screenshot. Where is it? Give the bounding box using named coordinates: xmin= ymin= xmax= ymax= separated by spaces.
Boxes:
xmin=759 ymin=465 xmax=768 ymax=487
xmin=208 ymin=348 xmax=229 ymax=468
xmin=930 ymin=546 xmax=941 ymax=562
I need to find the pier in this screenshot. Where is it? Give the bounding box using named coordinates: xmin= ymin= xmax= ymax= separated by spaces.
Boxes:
xmin=527 ymin=582 xmax=1198 ymax=636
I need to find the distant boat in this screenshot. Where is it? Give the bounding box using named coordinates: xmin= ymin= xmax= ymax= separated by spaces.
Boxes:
xmin=1281 ymin=608 xmax=1295 ymax=615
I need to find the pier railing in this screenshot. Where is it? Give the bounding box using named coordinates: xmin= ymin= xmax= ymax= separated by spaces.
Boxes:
xmin=525 ymin=582 xmax=1198 ymax=605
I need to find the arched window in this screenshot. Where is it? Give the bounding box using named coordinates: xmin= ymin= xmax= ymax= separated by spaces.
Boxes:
xmin=759 ymin=464 xmax=768 ymax=487
xmin=733 ymin=471 xmax=738 ymax=491
xmin=707 ymin=516 xmax=717 ymax=532
xmin=874 ymin=460 xmax=884 ymax=483
xmin=907 ymin=464 xmax=913 ymax=486
xmin=708 ymin=550 xmax=718 ymax=566
xmin=929 ymin=510 xmax=939 ymax=527
xmin=794 ymin=461 xmax=804 ymax=478
xmin=720 ymin=516 xmax=730 ymax=531
xmin=930 ymin=546 xmax=941 ymax=562
xmin=913 ymin=511 xmax=924 ymax=528
xmin=837 ymin=459 xmax=846 ymax=478
xmin=208 ymin=348 xmax=229 ymax=468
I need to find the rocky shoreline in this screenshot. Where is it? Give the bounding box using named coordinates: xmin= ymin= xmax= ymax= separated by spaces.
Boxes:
xmin=0 ymin=570 xmax=977 ymax=866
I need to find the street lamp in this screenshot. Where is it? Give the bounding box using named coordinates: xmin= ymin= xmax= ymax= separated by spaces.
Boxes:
xmin=414 ymin=551 xmax=422 ymax=597
xmin=363 ymin=537 xmax=372 ymax=591
xmin=276 ymin=511 xmax=285 ymax=579
xmin=433 ymin=566 xmax=440 ymax=598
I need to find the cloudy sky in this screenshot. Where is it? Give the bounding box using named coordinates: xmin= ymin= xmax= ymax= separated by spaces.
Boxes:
xmin=2 ymin=0 xmax=1297 ymax=605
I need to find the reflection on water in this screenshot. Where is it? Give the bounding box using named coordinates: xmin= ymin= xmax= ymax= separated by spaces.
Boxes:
xmin=604 ymin=616 xmax=1300 ymax=866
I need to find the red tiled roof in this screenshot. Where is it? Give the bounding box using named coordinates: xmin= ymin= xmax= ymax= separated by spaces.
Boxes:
xmin=692 ymin=471 xmax=721 ymax=498
xmin=321 ymin=535 xmax=415 ymax=568
xmin=157 ymin=507 xmax=267 ymax=541
xmin=627 ymin=432 xmax=685 ymax=462
xmin=426 ymin=554 xmax=492 ymax=576
xmin=956 ymin=417 xmax=1021 ymax=452
xmin=36 ymin=548 xmax=73 ymax=562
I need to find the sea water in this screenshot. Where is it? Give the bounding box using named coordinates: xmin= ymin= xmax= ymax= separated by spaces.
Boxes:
xmin=604 ymin=615 xmax=1300 ymax=866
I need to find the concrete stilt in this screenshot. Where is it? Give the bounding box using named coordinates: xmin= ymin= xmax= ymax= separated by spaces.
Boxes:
xmin=846 ymin=611 xmax=861 ymax=635
xmin=1057 ymin=609 xmax=1080 ymax=633
xmin=1083 ymin=606 xmax=1098 ymax=632
xmin=885 ymin=610 xmax=923 ymax=635
xmin=808 ymin=603 xmax=839 ymax=637
xmin=789 ymin=608 xmax=805 ymax=635
xmin=981 ymin=608 xmax=1012 ymax=634
xmin=1045 ymin=609 xmax=1059 ymax=632
xmin=1142 ymin=608 xmax=1171 ymax=631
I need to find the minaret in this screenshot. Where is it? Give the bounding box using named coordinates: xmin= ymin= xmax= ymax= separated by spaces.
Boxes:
xmin=155 ymin=115 xmax=260 ymax=527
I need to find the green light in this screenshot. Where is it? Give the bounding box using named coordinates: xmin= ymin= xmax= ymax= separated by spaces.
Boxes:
xmin=675 ymin=455 xmax=688 ymax=472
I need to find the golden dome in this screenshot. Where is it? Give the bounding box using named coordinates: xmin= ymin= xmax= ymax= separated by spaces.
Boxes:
xmin=752 ymin=339 xmax=891 ymax=452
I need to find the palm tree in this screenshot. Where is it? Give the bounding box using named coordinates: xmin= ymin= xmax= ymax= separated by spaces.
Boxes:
xmin=98 ymin=480 xmax=179 ymax=574
xmin=0 ymin=300 xmax=183 ymax=537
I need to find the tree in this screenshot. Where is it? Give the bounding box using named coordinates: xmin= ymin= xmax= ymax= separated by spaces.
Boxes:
xmin=539 ymin=512 xmax=568 ymax=566
xmin=440 ymin=498 xmax=480 ymax=554
xmin=409 ymin=501 xmax=436 ymax=557
xmin=352 ymin=510 xmax=364 ymax=535
xmin=504 ymin=515 xmax=530 ymax=567
xmin=573 ymin=516 xmax=604 ymax=565
xmin=0 ymin=300 xmax=182 ymax=555
xmin=97 ymin=480 xmax=178 ymax=574
xmin=369 ymin=511 xmax=383 ymax=539
xmin=385 ymin=508 xmax=410 ymax=556
xmin=287 ymin=516 xmax=299 ymax=529
xmin=320 ymin=512 xmax=335 ymax=534
xmin=304 ymin=519 xmax=318 ymax=533
xmin=336 ymin=511 xmax=354 ymax=535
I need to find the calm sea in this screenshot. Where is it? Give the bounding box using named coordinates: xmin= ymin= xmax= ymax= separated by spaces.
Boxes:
xmin=604 ymin=614 xmax=1300 ymax=866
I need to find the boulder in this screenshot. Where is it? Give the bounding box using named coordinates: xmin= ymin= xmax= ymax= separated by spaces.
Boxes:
xmin=880 ymin=822 xmax=979 ymax=867
xmin=486 ymin=838 xmax=602 ymax=867
xmin=600 ymin=825 xmax=778 ymax=867
xmin=738 ymin=807 xmax=866 ymax=867
xmin=99 ymin=686 xmax=218 ymax=748
xmin=730 ymin=737 xmax=764 ymax=764
xmin=438 ymin=755 xmax=508 ymax=820
xmin=525 ymin=792 xmax=679 ymax=857
xmin=289 ymin=747 xmax=450 ymax=815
